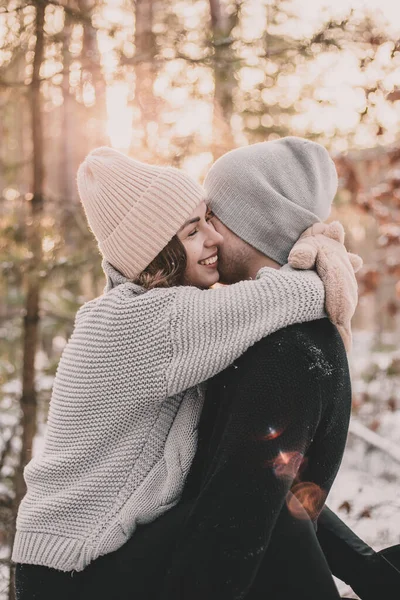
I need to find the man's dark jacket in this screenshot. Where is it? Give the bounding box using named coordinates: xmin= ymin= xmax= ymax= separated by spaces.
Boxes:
xmin=162 ymin=317 xmax=352 ymax=599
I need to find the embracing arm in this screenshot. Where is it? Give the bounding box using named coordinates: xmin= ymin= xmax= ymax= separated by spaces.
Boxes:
xmin=166 ymin=268 xmax=325 ymax=395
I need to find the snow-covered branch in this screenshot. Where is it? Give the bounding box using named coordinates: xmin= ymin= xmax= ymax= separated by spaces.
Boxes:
xmin=348 ymin=418 xmax=400 ymax=465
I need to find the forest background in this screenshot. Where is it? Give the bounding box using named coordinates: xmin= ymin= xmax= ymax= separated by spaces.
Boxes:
xmin=1 ymin=0 xmax=400 ymax=598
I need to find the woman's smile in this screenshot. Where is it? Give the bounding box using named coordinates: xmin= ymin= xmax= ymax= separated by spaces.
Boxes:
xmin=199 ymin=253 xmax=218 ymax=267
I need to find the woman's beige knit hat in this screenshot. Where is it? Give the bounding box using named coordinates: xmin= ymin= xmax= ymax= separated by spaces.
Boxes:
xmin=77 ymin=147 xmax=205 ymax=279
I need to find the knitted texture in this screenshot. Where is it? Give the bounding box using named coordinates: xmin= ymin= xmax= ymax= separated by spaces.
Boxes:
xmin=204 ymin=136 xmax=338 ymax=266
xmin=76 ymin=147 xmax=204 ymax=279
xmin=13 ymin=263 xmax=326 ymax=572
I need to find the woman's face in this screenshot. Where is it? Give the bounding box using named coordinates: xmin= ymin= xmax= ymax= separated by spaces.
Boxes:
xmin=177 ymin=201 xmax=223 ymax=288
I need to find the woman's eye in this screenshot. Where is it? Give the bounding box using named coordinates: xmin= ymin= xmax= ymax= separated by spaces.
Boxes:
xmin=188 ymin=228 xmax=198 ymax=237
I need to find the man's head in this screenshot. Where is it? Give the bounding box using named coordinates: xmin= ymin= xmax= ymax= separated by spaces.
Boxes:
xmin=204 ymin=137 xmax=338 ymax=283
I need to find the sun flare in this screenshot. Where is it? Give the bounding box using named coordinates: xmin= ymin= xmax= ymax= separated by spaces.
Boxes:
xmin=106 ymin=82 xmax=133 ymax=150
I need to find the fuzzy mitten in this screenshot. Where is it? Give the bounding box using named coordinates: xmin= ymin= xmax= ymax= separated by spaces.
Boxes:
xmin=288 ymin=221 xmax=363 ymax=352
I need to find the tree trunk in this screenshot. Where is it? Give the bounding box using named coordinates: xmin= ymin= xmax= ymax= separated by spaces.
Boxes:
xmin=14 ymin=0 xmax=45 ymax=509
xmin=78 ymin=0 xmax=108 ymax=152
xmin=59 ymin=11 xmax=76 ymax=245
xmin=10 ymin=3 xmax=46 ymax=598
xmin=209 ymin=0 xmax=236 ymax=159
xmin=133 ymin=0 xmax=157 ymax=153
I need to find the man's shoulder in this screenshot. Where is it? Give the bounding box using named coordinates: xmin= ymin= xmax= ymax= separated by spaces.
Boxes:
xmin=209 ymin=318 xmax=349 ymax=397
xmin=236 ymin=317 xmax=344 ymax=366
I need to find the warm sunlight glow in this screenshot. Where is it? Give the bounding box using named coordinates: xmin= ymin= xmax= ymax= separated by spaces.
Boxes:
xmin=94 ymin=0 xmax=400 ymax=154
xmin=182 ymin=152 xmax=213 ymax=180
xmin=106 ymin=82 xmax=133 ymax=150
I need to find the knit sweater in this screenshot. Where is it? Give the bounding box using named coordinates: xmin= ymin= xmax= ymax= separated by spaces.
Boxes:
xmin=12 ymin=262 xmax=326 ymax=573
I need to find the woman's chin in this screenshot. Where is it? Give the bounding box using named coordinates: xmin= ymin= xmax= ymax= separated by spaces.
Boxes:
xmin=189 ymin=269 xmax=220 ymax=289
xmin=204 ymin=267 xmax=220 ymax=286
xmin=207 ymin=270 xmax=220 ymax=287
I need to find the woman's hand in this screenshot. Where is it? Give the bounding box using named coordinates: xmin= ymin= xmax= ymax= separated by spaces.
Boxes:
xmin=288 ymin=221 xmax=362 ymax=352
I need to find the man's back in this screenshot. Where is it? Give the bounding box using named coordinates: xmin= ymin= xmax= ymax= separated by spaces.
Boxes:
xmin=168 ymin=318 xmax=351 ymax=599
xmin=200 ymin=317 xmax=350 ymax=495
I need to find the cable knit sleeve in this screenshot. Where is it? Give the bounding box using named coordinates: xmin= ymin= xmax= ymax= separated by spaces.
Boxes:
xmin=166 ymin=268 xmax=325 ymax=396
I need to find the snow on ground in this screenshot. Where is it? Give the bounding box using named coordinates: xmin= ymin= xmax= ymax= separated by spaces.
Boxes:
xmin=329 ymin=439 xmax=400 ymax=551
xmin=331 ymin=330 xmax=400 ymax=552
xmin=328 ymin=331 xmax=400 ymax=597
xmin=328 ymin=436 xmax=400 ymax=597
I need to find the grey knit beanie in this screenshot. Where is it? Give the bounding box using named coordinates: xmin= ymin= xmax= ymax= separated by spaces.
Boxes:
xmin=204 ymin=136 xmax=338 ymax=266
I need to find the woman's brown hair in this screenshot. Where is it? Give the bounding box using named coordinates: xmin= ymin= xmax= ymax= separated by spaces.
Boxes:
xmin=133 ymin=235 xmax=187 ymax=290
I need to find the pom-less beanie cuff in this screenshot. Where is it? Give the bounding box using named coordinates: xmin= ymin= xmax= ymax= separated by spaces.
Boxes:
xmin=77 ymin=147 xmax=205 ymax=279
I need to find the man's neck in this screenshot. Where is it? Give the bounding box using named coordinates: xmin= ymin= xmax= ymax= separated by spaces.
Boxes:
xmin=245 ymin=253 xmax=281 ymax=280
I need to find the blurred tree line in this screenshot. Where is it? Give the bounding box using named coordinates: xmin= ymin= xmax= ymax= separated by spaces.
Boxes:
xmin=0 ymin=0 xmax=400 ymax=597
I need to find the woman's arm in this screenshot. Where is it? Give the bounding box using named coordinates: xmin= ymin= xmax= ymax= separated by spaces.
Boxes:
xmin=166 ymin=268 xmax=325 ymax=395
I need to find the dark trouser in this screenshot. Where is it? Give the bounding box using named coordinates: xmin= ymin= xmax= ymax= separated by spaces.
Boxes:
xmin=15 ymin=498 xmax=340 ymax=600
xmin=317 ymin=508 xmax=400 ymax=600
xmin=247 ymin=498 xmax=341 ymax=600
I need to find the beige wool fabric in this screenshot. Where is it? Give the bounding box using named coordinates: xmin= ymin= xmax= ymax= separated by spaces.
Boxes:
xmin=77 ymin=147 xmax=205 ymax=279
